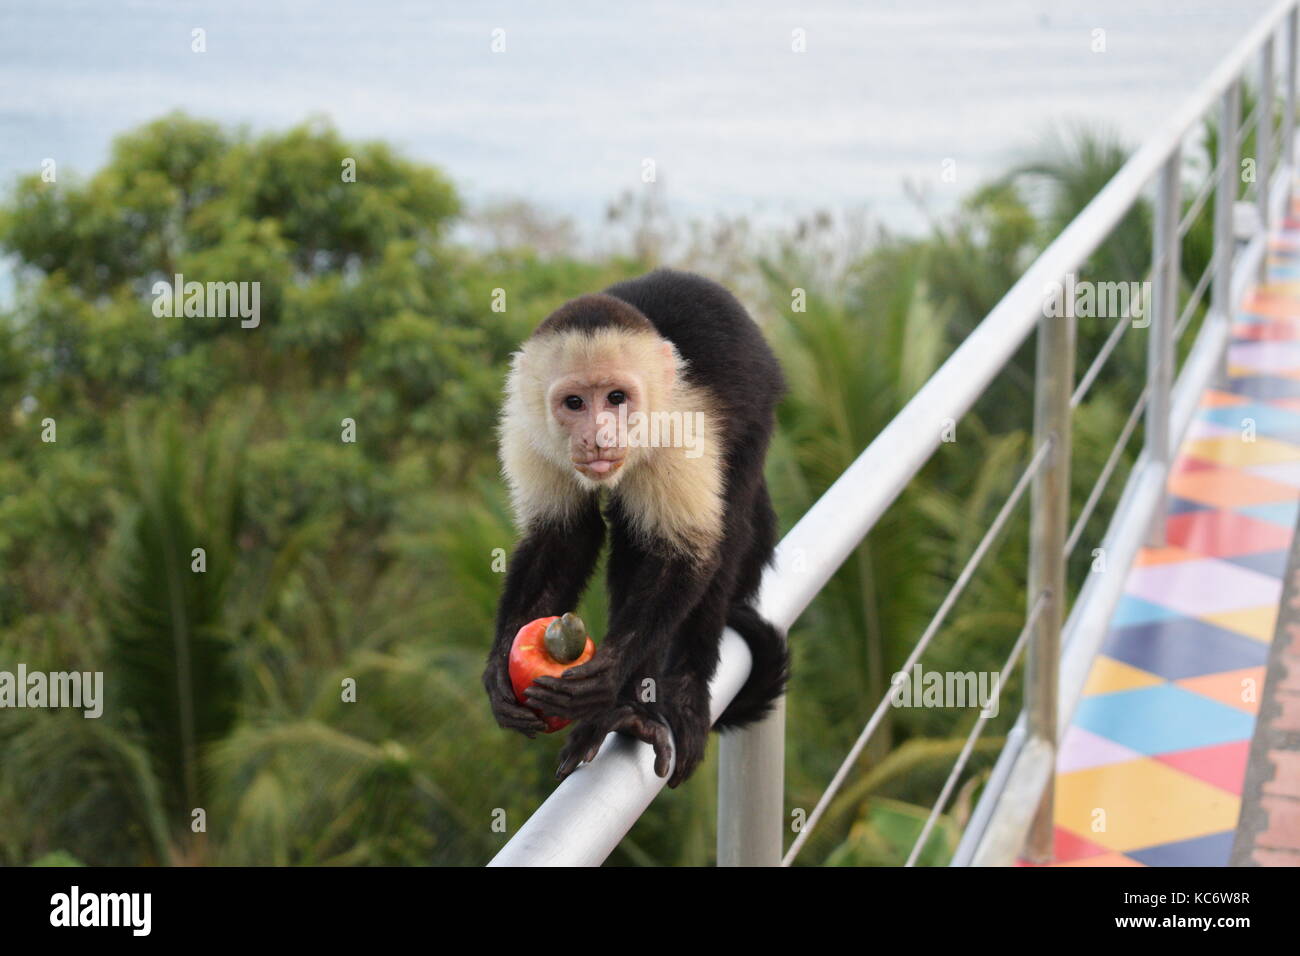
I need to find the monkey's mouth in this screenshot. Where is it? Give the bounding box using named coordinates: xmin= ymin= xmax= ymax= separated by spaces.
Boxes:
xmin=574 ymin=456 xmax=625 ymax=479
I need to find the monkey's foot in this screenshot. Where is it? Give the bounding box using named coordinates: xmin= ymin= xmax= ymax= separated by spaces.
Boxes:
xmin=556 ymin=705 xmax=675 ymax=781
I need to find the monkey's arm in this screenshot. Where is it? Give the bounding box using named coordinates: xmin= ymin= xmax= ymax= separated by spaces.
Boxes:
xmin=483 ymin=498 xmax=605 ymax=736
xmin=524 ymin=538 xmax=718 ymax=722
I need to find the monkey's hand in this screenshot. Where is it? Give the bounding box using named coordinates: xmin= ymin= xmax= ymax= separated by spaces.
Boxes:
xmin=524 ymin=648 xmax=622 ymax=721
xmin=482 ymin=656 xmax=546 ymax=737
xmin=555 ymin=704 xmax=675 ymax=781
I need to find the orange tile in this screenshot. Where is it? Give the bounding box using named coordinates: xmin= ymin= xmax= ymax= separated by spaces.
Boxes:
xmin=1134 ymin=546 xmax=1203 ymax=567
xmin=1176 ymin=667 xmax=1267 ymax=714
xmin=1201 ymin=390 xmax=1250 ymax=408
xmin=1240 ymin=291 xmax=1300 ymax=320
xmin=1168 ymin=468 xmax=1299 ymax=508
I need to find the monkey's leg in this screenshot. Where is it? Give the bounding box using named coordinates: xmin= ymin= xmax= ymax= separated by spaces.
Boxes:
xmin=655 ymin=667 xmax=713 ymax=788
xmin=642 ymin=578 xmax=733 ymax=788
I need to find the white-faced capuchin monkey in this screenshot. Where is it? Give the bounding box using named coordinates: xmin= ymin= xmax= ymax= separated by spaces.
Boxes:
xmin=483 ymin=268 xmax=789 ymax=787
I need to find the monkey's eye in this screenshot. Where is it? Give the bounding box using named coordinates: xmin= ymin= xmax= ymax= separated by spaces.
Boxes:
xmin=607 ymin=390 xmax=627 ymax=406
xmin=563 ymin=395 xmax=584 ymax=411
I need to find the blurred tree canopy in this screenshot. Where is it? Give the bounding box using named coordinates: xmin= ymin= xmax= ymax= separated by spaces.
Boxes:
xmin=0 ymin=108 xmax=1227 ymax=866
xmin=0 ymin=113 xmax=639 ymax=865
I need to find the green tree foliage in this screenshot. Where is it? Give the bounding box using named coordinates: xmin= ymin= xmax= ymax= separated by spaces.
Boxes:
xmin=0 ymin=112 xmax=1221 ymax=866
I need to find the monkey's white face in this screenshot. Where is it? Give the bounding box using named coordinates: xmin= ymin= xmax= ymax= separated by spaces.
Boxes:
xmin=548 ymin=365 xmax=648 ymax=486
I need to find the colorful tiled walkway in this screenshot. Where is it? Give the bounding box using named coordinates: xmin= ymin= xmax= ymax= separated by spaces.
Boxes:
xmin=1046 ymin=200 xmax=1300 ymax=866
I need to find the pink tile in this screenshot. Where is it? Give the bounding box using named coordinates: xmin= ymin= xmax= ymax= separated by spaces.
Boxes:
xmin=1126 ymin=558 xmax=1282 ymax=615
xmin=1054 ymin=827 xmax=1110 ymax=862
xmin=1187 ymin=419 xmax=1241 ymax=439
xmin=1228 ymin=341 xmax=1300 ymax=372
xmin=1165 ymin=509 xmax=1294 ymax=557
xmin=1244 ymin=460 xmax=1300 ymax=488
xmin=1174 ymin=456 xmax=1221 ymax=475
xmin=1156 ymin=741 xmax=1252 ymax=795
xmin=1058 ymin=725 xmax=1143 ymax=772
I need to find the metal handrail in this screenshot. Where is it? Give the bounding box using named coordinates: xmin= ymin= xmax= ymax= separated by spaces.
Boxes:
xmin=489 ymin=0 xmax=1300 ymax=867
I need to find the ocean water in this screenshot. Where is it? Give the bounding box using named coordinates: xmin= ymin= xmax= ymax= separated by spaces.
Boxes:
xmin=0 ymin=0 xmax=1281 ymax=244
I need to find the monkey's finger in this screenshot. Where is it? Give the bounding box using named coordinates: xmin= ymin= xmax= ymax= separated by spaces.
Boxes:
xmin=649 ymin=726 xmax=674 ymax=780
xmin=528 ymin=675 xmax=570 ymax=693
xmin=557 ymin=747 xmax=586 ymax=779
xmin=559 ymin=658 xmax=614 ymax=681
xmin=493 ymin=701 xmax=546 ymax=734
xmin=523 ymin=685 xmax=572 ymax=711
xmin=527 ymin=677 xmax=611 ymax=707
xmin=502 ymin=716 xmax=544 ymax=736
xmin=531 ymin=673 xmax=601 ymax=693
xmin=528 ymin=689 xmax=610 ymax=720
xmin=494 ymin=695 xmax=545 ymax=720
xmin=532 ymin=673 xmax=613 ymax=699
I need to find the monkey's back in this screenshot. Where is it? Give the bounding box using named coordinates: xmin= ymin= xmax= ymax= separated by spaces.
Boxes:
xmin=602 ymin=269 xmax=785 ymax=427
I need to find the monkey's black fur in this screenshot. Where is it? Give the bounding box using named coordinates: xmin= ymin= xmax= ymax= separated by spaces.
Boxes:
xmin=484 ymin=268 xmax=789 ymax=787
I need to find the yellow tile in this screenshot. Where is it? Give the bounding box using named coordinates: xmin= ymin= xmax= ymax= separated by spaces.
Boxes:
xmin=1183 ymin=436 xmax=1300 ymax=467
xmin=1083 ymin=656 xmax=1163 ymax=696
xmin=1202 ymin=605 xmax=1278 ymax=643
xmin=1055 ymin=759 xmax=1241 ymax=852
xmin=1264 ymin=282 xmax=1300 ymax=296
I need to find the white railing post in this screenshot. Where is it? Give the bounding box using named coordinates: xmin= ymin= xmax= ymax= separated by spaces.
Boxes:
xmin=1022 ymin=291 xmax=1074 ymax=864
xmin=1214 ymin=80 xmax=1240 ymax=386
xmin=1286 ymin=8 xmax=1297 ymax=175
xmin=717 ymin=696 xmax=785 ymax=865
xmin=1260 ymin=34 xmax=1276 ymax=282
xmin=1146 ymin=149 xmax=1181 ymax=547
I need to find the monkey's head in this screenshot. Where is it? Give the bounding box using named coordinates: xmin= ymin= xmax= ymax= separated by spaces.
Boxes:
xmin=504 ymin=294 xmax=680 ymax=492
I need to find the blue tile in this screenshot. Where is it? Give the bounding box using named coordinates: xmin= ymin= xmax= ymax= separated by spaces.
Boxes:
xmin=1167 ymin=496 xmax=1210 ymax=515
xmin=1073 ymin=685 xmax=1255 ymax=755
xmin=1202 ymin=402 xmax=1300 ymax=433
xmin=1225 ymin=548 xmax=1291 ymax=577
xmin=1243 ymin=428 xmax=1300 ymax=446
xmin=1111 ymin=595 xmax=1181 ymax=628
xmin=1103 ymin=617 xmax=1268 ymax=680
xmin=1128 ymin=831 xmax=1235 ymax=867
xmin=1237 ymin=500 xmax=1300 ymax=528
xmin=1228 ymin=376 xmax=1300 ymax=399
